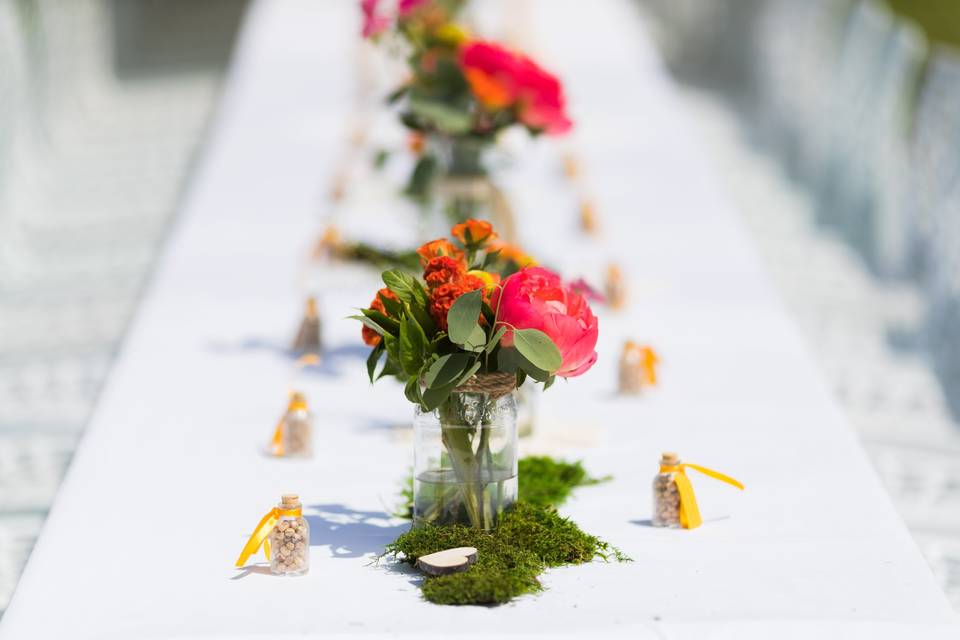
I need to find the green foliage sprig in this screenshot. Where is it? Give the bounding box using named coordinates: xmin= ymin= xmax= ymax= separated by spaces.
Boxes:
xmin=352 ymin=229 xmax=563 ymax=411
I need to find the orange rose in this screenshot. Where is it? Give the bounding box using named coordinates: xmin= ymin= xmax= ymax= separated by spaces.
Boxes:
xmin=416 ymin=238 xmax=465 ymax=266
xmin=451 ymin=219 xmax=498 ymax=248
xmin=463 ymin=68 xmax=513 ymax=109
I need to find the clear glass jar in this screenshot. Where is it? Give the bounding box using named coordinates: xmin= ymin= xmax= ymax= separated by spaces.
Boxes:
xmin=652 ymin=452 xmax=681 ymax=528
xmin=413 ymin=388 xmax=518 ymax=530
xmin=280 ymin=392 xmax=313 ymax=458
xmin=291 ymin=297 xmax=322 ymax=356
xmin=268 ymin=495 xmax=309 ymax=576
xmin=516 ymin=385 xmax=538 ymax=439
xmin=418 ymin=135 xmax=517 ymax=241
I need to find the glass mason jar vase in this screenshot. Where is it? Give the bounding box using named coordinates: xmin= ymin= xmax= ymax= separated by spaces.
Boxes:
xmin=413 ymin=379 xmax=518 ymax=530
xmin=418 ymin=135 xmax=517 ymax=241
xmin=516 ymin=383 xmax=538 ymax=439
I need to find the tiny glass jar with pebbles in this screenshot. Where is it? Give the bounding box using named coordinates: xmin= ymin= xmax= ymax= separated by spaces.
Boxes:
xmin=652 ymin=452 xmax=681 ymax=528
xmin=269 ymin=495 xmax=310 ymax=576
xmin=272 ymin=392 xmax=313 ymax=458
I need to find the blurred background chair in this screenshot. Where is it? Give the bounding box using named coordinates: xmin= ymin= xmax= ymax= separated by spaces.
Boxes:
xmin=0 ymin=0 xmax=248 ymax=615
xmin=635 ymin=0 xmax=960 ymax=610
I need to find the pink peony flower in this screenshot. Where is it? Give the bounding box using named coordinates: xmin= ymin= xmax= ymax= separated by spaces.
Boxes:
xmin=513 ymin=54 xmax=573 ymax=134
xmin=493 ymin=267 xmax=598 ymax=377
xmin=459 ymin=41 xmax=573 ymax=135
xmin=398 ymin=0 xmax=428 ymax=15
xmin=361 ymin=0 xmax=390 ymax=38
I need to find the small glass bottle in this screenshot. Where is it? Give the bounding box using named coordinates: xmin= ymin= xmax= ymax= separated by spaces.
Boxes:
xmin=291 ymin=297 xmax=322 ymax=357
xmin=280 ymin=392 xmax=313 ymax=457
xmin=269 ymin=494 xmax=310 ymax=576
xmin=652 ymin=452 xmax=681 ymax=528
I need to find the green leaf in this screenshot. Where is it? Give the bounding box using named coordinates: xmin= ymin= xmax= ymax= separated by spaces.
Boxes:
xmin=421 ymin=358 xmax=478 ymax=410
xmin=447 ymin=289 xmax=483 ymax=345
xmin=512 ymin=328 xmax=563 ymax=373
xmin=482 ymin=249 xmax=502 ymax=270
xmin=464 ymin=324 xmax=487 ymax=352
xmin=455 ymin=359 xmax=482 ymax=387
xmin=485 ymin=326 xmax=507 ymax=354
xmin=404 ymin=154 xmax=437 ymax=199
xmin=366 ymin=344 xmax=384 ymax=383
xmin=425 ymin=353 xmax=474 ymax=389
xmin=378 ymin=292 xmax=403 ymax=318
xmin=499 ymin=346 xmax=550 ymax=381
xmin=382 ymin=333 xmax=400 ymax=365
xmin=386 ymin=84 xmax=408 ymax=104
xmin=404 ymin=376 xmax=422 ymax=405
xmin=382 ymin=270 xmax=434 ymax=333
xmin=382 ymin=269 xmax=419 ymax=305
xmin=378 ymin=357 xmax=402 ymax=380
xmin=408 ymin=97 xmax=472 ymax=134
xmin=399 ymin=315 xmax=427 ymax=375
xmin=543 ymin=375 xmax=556 ymax=391
xmin=515 ymin=369 xmax=527 ymax=388
xmin=373 ymin=148 xmax=390 ymax=170
xmin=360 ymin=308 xmax=399 ymax=334
xmin=350 ymin=314 xmax=392 ymax=338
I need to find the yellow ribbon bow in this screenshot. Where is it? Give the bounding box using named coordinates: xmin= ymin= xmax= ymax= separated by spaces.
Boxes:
xmin=660 ymin=461 xmax=744 ymax=529
xmin=235 ymin=505 xmax=303 ymax=567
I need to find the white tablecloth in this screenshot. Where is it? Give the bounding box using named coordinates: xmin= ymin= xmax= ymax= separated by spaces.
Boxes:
xmin=2 ymin=1 xmax=956 ymax=638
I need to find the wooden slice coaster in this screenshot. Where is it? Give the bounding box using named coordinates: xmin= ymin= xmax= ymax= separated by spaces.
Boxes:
xmin=415 ymin=547 xmax=479 ymax=576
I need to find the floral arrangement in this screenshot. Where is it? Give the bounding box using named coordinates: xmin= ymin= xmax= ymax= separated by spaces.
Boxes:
xmin=361 ymin=0 xmax=572 ymax=201
xmin=354 ymin=219 xmax=597 ymax=410
xmin=362 ymin=0 xmax=571 ymax=138
xmin=354 ymin=219 xmax=597 ymax=530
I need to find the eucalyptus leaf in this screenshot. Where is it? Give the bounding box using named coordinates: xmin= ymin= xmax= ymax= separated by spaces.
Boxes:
xmin=447 ymin=289 xmax=483 ymax=345
xmin=425 ymin=353 xmax=474 ymax=389
xmin=512 ymin=328 xmax=562 ymax=373
xmin=464 ymin=324 xmax=487 ymax=352
xmin=454 ymin=359 xmax=482 ymax=387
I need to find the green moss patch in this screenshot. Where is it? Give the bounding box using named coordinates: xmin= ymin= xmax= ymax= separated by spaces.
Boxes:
xmin=383 ymin=502 xmax=629 ymax=605
xmin=517 ymin=456 xmax=609 ymax=508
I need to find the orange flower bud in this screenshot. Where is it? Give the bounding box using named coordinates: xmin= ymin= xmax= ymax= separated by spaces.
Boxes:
xmin=451 ymin=219 xmax=497 ymax=248
xmin=416 ymin=238 xmax=465 ymax=266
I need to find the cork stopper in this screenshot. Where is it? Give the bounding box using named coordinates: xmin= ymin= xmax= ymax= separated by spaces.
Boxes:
xmin=290 ymin=391 xmax=306 ymax=405
xmin=660 ymin=452 xmax=679 ymax=466
xmin=305 ymin=297 xmax=318 ymax=318
xmin=281 ymin=494 xmax=301 ymax=508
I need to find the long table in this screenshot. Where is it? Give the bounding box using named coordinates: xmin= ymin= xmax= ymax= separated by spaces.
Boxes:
xmin=2 ymin=1 xmax=956 ymax=638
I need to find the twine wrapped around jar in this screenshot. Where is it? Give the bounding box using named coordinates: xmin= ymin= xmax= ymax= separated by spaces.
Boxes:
xmin=454 ymin=372 xmax=517 ymax=399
